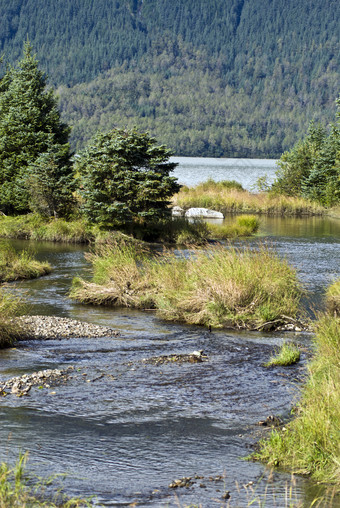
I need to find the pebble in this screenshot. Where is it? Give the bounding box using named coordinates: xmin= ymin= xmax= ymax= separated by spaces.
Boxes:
xmin=15 ymin=315 xmax=120 ymax=340
xmin=0 ymin=367 xmax=74 ymax=397
xmin=144 ymin=350 xmax=208 ymax=365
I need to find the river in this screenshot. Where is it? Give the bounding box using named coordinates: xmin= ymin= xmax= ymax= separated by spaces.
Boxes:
xmin=0 ymin=159 xmax=339 ymax=507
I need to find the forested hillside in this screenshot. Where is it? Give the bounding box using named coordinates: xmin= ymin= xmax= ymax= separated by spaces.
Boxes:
xmin=0 ymin=0 xmax=339 ymax=156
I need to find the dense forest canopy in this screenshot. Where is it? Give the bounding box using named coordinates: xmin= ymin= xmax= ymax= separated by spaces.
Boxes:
xmin=0 ymin=0 xmax=339 ymax=157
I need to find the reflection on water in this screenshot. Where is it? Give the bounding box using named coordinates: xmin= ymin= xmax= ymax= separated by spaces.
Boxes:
xmin=258 ymin=215 xmax=340 ymax=239
xmin=1 ymin=174 xmax=339 ymax=506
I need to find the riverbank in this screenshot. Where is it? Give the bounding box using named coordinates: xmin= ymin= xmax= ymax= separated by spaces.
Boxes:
xmin=0 ymin=212 xmax=259 ymax=245
xmin=253 ymin=283 xmax=340 ymax=489
xmin=172 ymin=179 xmax=326 ymax=216
xmin=70 ymin=242 xmax=304 ymax=331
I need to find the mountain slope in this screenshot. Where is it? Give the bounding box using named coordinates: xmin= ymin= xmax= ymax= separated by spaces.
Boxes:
xmin=0 ymin=0 xmax=339 ymax=156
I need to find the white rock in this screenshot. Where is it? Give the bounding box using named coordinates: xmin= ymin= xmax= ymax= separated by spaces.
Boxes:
xmin=171 ymin=205 xmax=185 ymax=217
xmin=185 ymin=208 xmax=224 ymax=219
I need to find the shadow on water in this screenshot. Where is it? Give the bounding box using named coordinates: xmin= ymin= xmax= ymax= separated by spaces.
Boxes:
xmin=0 ymin=213 xmax=339 ymax=506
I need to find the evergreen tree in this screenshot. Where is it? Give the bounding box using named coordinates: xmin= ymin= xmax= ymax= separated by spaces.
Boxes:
xmin=26 ymin=134 xmax=76 ymax=218
xmin=76 ymin=127 xmax=180 ymax=229
xmin=272 ymin=97 xmax=340 ymax=206
xmin=272 ymin=122 xmax=326 ymax=196
xmin=0 ymin=43 xmax=74 ymax=215
xmin=302 ymin=124 xmax=340 ymax=206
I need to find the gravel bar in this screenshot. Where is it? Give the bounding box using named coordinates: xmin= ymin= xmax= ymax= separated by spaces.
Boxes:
xmin=16 ymin=315 xmax=120 ymax=340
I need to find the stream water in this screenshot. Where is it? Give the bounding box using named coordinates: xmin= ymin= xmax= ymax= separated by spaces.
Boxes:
xmin=0 ymin=159 xmax=339 ymax=507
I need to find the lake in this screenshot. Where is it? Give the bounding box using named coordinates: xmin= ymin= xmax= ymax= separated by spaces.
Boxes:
xmin=171 ymin=156 xmax=278 ymax=190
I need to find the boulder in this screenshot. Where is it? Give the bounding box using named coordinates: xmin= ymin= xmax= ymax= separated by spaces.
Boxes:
xmin=185 ymin=208 xmax=224 ymax=219
xmin=171 ymin=205 xmax=185 ymax=217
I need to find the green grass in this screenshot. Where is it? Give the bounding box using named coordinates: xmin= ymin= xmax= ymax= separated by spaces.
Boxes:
xmin=205 ymin=215 xmax=259 ymax=239
xmin=0 ymin=214 xmax=91 ymax=243
xmin=253 ymin=312 xmax=340 ymax=487
xmin=326 ymin=279 xmax=340 ymax=316
xmin=173 ymin=180 xmax=325 ymax=216
xmin=0 ymin=243 xmax=51 ymax=282
xmin=264 ymin=342 xmax=301 ymax=367
xmin=0 ymin=454 xmax=89 ymax=507
xmin=70 ymin=242 xmax=303 ymax=330
xmin=0 ymin=289 xmax=23 ymax=349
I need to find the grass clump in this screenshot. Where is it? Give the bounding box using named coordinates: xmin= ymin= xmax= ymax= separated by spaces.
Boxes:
xmin=0 ymin=243 xmax=51 ymax=282
xmin=173 ymin=179 xmax=325 ymax=216
xmin=264 ymin=342 xmax=301 ymax=367
xmin=326 ymin=279 xmax=340 ymax=316
xmin=253 ymin=312 xmax=340 ymax=487
xmin=205 ymin=215 xmax=259 ymax=239
xmin=0 ymin=454 xmax=89 ymax=507
xmin=0 ymin=289 xmax=22 ymax=348
xmin=70 ymin=242 xmax=302 ymax=330
xmin=70 ymin=241 xmax=153 ymax=307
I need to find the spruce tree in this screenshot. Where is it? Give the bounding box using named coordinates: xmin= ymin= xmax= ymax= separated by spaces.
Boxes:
xmin=0 ymin=43 xmax=74 ymax=215
xmin=76 ymin=127 xmax=180 ymax=229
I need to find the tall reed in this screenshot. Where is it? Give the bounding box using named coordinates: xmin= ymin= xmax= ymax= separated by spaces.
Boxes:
xmin=0 ymin=453 xmax=89 ymax=507
xmin=0 ymin=214 xmax=90 ymax=243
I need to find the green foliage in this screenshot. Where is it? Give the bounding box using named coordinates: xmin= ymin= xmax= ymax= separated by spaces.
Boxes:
xmin=273 ymin=122 xmax=327 ymax=196
xmin=0 ymin=43 xmax=74 ymax=215
xmin=272 ymin=99 xmax=340 ymax=206
xmin=76 ymin=127 xmax=180 ymax=229
xmin=26 ymin=135 xmax=76 ymax=218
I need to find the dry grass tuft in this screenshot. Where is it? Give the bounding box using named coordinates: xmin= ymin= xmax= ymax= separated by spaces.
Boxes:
xmin=70 ymin=242 xmax=303 ymax=330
